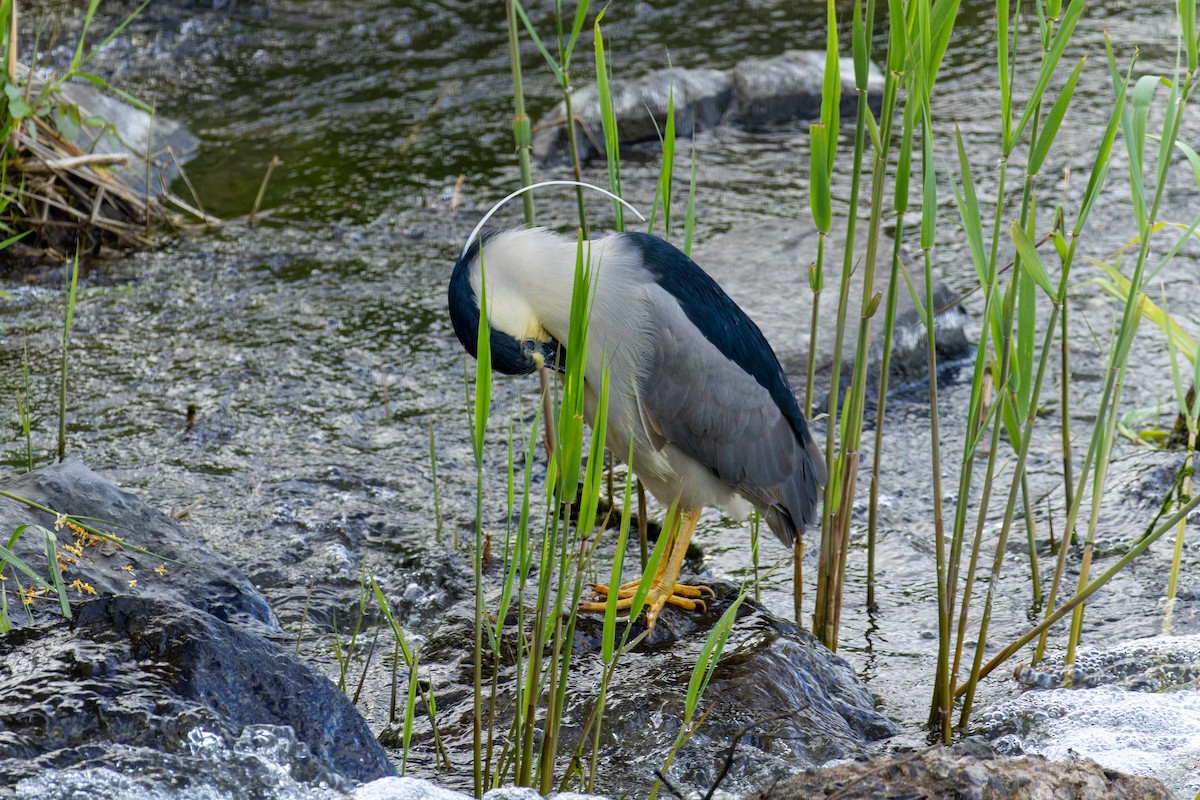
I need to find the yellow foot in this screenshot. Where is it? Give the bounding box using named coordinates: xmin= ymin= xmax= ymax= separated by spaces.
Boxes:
xmin=579 ymin=580 xmax=714 ymax=628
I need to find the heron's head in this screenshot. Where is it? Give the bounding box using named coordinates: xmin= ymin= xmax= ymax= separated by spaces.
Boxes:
xmin=448 ymin=230 xmax=563 ymax=376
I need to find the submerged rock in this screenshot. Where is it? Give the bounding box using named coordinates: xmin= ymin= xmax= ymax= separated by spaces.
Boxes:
xmin=744 ymin=738 xmax=1174 ymax=799
xmin=976 ymin=634 xmax=1200 ymax=798
xmin=534 ymin=67 xmax=732 ymax=163
xmin=0 ymin=462 xmax=395 ymax=791
xmin=693 ymin=218 xmax=971 ymax=416
xmin=385 ymin=580 xmax=895 ymax=797
xmin=534 ymin=51 xmax=885 ymax=163
xmin=729 ymin=51 xmax=884 ymax=129
xmin=0 ymin=595 xmax=396 ymax=790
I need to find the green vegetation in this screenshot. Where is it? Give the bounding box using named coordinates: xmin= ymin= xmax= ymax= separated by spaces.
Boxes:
xmin=475 ymin=0 xmax=1200 ymax=782
xmin=0 ymin=0 xmax=207 ymax=260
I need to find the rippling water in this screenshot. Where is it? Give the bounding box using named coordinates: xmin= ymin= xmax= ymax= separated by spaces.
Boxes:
xmin=3 ymin=0 xmax=1200 ymax=796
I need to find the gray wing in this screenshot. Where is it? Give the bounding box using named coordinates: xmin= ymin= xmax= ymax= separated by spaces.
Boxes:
xmin=637 ymin=289 xmax=824 ymax=547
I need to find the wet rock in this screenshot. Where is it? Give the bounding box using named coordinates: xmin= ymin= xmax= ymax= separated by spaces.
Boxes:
xmin=534 ymin=68 xmax=732 ymax=163
xmin=745 ymin=738 xmax=1174 ymax=799
xmin=978 ymin=634 xmax=1200 ymax=797
xmin=0 ymin=462 xmax=396 ymax=790
xmin=354 ymin=777 xmax=609 ymax=799
xmin=729 ymin=51 xmax=884 ymax=129
xmin=0 ymin=595 xmax=396 ymax=789
xmin=0 ymin=459 xmax=273 ymax=627
xmin=387 ymin=580 xmax=895 ymax=797
xmin=533 ymin=52 xmax=885 ymax=163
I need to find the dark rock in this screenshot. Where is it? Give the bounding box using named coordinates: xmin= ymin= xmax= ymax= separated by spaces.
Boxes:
xmin=387 ymin=579 xmax=895 ymax=797
xmin=0 ymin=594 xmax=396 ymax=789
xmin=744 ymin=739 xmax=1175 ymax=799
xmin=0 ymin=462 xmax=396 ymax=790
xmin=0 ymin=459 xmax=273 ymax=627
xmin=729 ymin=51 xmax=884 ymax=129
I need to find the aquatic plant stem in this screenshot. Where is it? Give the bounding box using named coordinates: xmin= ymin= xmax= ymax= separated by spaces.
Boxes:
xmin=804 ymin=234 xmax=824 ymax=420
xmin=57 ymin=250 xmax=79 ymax=463
xmin=1059 ymin=298 xmax=1075 ymax=518
xmin=959 ymin=489 xmax=1200 ymax=693
xmin=815 ymin=5 xmax=870 ymax=651
xmin=505 ymin=0 xmax=536 ymax=224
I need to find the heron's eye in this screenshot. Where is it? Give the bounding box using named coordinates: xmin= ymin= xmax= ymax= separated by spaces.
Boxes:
xmin=521 ymin=339 xmax=536 ymax=351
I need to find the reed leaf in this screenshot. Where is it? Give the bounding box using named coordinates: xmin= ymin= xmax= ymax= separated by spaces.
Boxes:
xmin=1027 ymin=55 xmax=1086 ymax=177
xmin=951 ymin=126 xmax=990 ymax=284
xmin=1011 ymin=0 xmax=1085 ymax=148
xmin=820 ymin=0 xmax=840 ymax=168
xmin=512 ymin=0 xmax=566 ymax=87
xmin=594 ymin=9 xmax=623 ymax=230
xmin=809 ymin=124 xmax=832 ymax=233
xmin=1009 ymin=222 xmax=1058 ymax=299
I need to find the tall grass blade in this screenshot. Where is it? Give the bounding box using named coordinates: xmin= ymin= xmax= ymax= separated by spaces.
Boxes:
xmin=57 ymin=250 xmax=80 ymax=463
xmin=1011 ymin=0 xmax=1085 ymax=147
xmin=1027 ymin=55 xmax=1086 ymax=177
xmin=594 ymin=9 xmax=623 ymax=230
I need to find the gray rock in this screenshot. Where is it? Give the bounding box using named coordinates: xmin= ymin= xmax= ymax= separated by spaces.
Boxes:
xmin=385 ymin=580 xmax=895 ymax=797
xmin=729 ymin=51 xmax=884 ymax=129
xmin=534 ymin=67 xmax=732 ymax=163
xmin=0 ymin=462 xmax=395 ymax=790
xmin=357 ymin=776 xmax=475 ymax=799
xmin=744 ymin=738 xmax=1175 ymax=799
xmin=0 ymin=459 xmax=273 ymax=627
xmin=0 ymin=595 xmax=396 ymax=789
xmin=533 ymin=51 xmax=886 ymax=163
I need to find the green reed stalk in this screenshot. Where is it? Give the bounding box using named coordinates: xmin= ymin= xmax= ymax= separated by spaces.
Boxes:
xmin=1063 ymin=61 xmax=1196 ymax=668
xmin=866 ymin=0 xmax=915 ymax=611
xmin=830 ymin=0 xmax=890 ymax=643
xmin=815 ymin=0 xmax=868 ymax=649
xmin=586 ymin=454 xmax=635 ymax=790
xmin=959 ymin=489 xmax=1200 ymax=692
xmin=947 ymin=0 xmax=1095 ymax=727
xmin=649 ymin=592 xmax=745 ymax=800
xmin=514 ymin=0 xmax=591 ymax=234
xmin=372 ymin=577 xmax=449 ymax=768
xmin=803 ymin=0 xmax=839 ymax=420
xmin=19 ymin=339 xmax=32 ymax=472
xmin=470 ymin=253 xmax=494 ymax=797
xmin=430 ymin=420 xmax=442 ymax=543
xmin=1163 ymin=295 xmax=1199 ymax=604
xmin=57 ymin=250 xmax=79 ymax=463
xmin=1038 ymin=46 xmax=1192 ymax=670
xmin=505 ymin=0 xmax=535 ymax=224
xmin=1059 ymin=297 xmax=1074 ymax=516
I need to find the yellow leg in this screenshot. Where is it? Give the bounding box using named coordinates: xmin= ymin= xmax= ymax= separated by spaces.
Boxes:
xmin=579 ymin=507 xmax=712 ymax=628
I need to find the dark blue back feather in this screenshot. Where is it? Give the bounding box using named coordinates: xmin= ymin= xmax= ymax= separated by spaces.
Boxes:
xmin=625 ymin=232 xmax=814 ymax=448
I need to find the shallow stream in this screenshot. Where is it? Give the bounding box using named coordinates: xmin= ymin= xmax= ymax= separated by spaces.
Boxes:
xmin=2 ymin=0 xmax=1200 ymax=797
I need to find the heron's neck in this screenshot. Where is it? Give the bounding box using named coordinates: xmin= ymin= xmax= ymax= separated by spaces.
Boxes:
xmin=478 ymin=229 xmax=612 ymax=343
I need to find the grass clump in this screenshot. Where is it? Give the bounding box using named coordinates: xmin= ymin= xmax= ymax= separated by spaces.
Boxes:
xmin=0 ymin=0 xmax=215 ymax=263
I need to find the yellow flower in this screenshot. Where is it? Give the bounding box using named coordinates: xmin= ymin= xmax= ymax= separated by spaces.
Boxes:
xmin=68 ymin=579 xmax=96 ymax=595
xmin=155 ymin=564 xmax=168 ymax=576
xmin=128 ymin=579 xmax=137 ymax=589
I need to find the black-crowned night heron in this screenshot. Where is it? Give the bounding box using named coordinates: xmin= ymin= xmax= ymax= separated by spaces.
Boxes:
xmin=448 ymin=227 xmax=825 ymax=629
